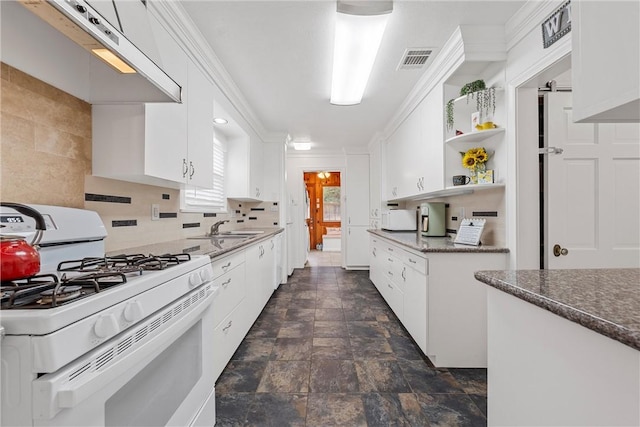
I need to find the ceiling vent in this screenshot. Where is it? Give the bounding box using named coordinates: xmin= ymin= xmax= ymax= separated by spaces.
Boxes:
xmin=397 ymin=48 xmax=433 ymax=70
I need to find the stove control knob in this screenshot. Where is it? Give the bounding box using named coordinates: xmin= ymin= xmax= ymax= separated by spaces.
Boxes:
xmin=94 ymin=314 xmax=119 ymax=339
xmin=199 ymin=269 xmax=212 ymax=283
xmin=188 ymin=272 xmax=201 ymax=287
xmin=123 ymin=301 xmax=144 ymax=323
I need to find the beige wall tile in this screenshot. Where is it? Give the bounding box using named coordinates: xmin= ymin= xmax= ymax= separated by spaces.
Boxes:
xmin=1 ymin=111 xmax=35 ymax=149
xmin=406 ymin=187 xmax=506 ymax=246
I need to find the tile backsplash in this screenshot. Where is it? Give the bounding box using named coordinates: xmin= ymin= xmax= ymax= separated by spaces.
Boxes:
xmin=390 ymin=188 xmax=505 ymax=246
xmin=1 ymin=63 xmax=278 ymax=252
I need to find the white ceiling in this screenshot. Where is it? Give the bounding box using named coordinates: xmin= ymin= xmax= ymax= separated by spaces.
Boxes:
xmin=180 ymin=1 xmax=526 ymax=152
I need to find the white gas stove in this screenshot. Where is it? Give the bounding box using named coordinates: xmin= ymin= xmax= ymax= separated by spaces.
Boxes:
xmin=0 ymin=204 xmax=217 ymax=427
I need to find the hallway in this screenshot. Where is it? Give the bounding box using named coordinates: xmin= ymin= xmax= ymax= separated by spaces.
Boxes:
xmin=214 ymin=265 xmax=488 ymax=426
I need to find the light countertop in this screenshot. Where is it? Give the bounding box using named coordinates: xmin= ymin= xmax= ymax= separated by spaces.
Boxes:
xmin=368 ymin=229 xmax=509 ymax=253
xmin=474 ymin=269 xmax=640 ymax=351
xmin=107 ymin=228 xmax=284 ymax=260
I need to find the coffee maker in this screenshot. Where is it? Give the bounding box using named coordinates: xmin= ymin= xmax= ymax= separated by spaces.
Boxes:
xmin=420 ymin=202 xmax=446 ymax=237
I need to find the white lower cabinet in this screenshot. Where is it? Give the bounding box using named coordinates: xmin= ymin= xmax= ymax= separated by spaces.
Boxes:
xmin=212 ymin=302 xmax=247 ymax=381
xmin=401 ymin=252 xmax=428 ymax=354
xmin=369 ymin=237 xmax=385 ymax=287
xmin=245 ymin=239 xmax=276 ymax=326
xmin=211 ymin=236 xmax=279 ymax=381
xmin=369 ymin=233 xmax=507 ymax=367
xmin=346 ymin=226 xmax=369 ymax=268
xmin=211 ymin=252 xmax=246 ymax=380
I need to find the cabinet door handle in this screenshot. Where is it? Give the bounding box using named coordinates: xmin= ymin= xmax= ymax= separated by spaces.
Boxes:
xmin=401 ymin=267 xmax=406 ymax=281
xmin=221 ymin=262 xmax=232 ymax=271
xmin=182 ymin=159 xmax=188 ymax=178
xmin=223 ymin=320 xmax=233 ymax=332
xmin=189 ymin=161 xmax=195 ymax=179
xmin=387 ymin=283 xmax=393 ymax=289
xmin=222 ymin=278 xmax=232 ymax=288
xmin=409 ymin=258 xmax=417 ymax=264
xmin=387 ymin=271 xmax=393 ymax=276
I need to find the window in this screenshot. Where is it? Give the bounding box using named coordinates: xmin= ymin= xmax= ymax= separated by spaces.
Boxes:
xmin=183 ymin=138 xmax=227 ymax=211
xmin=322 ymin=186 xmax=341 ymax=221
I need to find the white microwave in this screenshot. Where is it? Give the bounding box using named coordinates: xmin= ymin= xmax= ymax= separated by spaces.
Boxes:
xmin=380 ymin=209 xmax=417 ymax=231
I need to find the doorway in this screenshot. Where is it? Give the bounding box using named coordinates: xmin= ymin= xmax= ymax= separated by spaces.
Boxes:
xmin=304 ymin=171 xmax=341 ymax=252
xmin=516 ymin=61 xmax=640 ymax=269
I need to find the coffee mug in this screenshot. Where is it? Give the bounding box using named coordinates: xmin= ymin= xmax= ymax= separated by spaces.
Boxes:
xmin=452 ymin=175 xmax=471 ymax=186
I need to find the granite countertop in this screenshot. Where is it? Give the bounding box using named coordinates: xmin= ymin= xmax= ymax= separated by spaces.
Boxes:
xmin=107 ymin=228 xmax=284 ymax=260
xmin=474 ymin=269 xmax=640 ymax=351
xmin=368 ymin=229 xmax=509 ymax=253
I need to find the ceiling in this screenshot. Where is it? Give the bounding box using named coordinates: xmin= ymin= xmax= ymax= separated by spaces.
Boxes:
xmin=180 ymin=1 xmax=526 ymax=153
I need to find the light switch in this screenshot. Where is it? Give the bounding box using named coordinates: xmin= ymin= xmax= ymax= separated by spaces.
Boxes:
xmin=151 ymin=204 xmax=160 ymax=221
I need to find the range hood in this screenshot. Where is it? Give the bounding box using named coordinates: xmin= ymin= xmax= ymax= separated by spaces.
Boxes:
xmin=3 ymin=0 xmax=181 ymax=103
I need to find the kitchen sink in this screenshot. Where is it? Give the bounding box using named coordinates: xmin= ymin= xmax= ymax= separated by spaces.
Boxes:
xmin=187 ymin=235 xmax=252 ymax=240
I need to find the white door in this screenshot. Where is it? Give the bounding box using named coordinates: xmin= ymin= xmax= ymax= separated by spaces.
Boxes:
xmin=544 ymin=92 xmax=640 ymax=268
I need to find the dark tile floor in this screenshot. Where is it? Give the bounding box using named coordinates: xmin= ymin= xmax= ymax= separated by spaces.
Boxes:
xmin=215 ymin=266 xmax=487 ymax=426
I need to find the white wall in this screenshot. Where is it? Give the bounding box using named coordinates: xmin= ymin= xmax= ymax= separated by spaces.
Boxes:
xmin=503 ymin=1 xmax=572 ymax=268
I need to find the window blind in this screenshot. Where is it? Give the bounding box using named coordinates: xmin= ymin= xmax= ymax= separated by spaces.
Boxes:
xmin=183 ymin=138 xmax=226 ymax=211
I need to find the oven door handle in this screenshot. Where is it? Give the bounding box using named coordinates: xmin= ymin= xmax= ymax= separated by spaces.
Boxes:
xmin=49 ymin=287 xmax=215 ymax=413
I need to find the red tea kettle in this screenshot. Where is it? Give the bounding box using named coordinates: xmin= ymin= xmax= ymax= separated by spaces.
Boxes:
xmin=0 ymin=203 xmax=46 ymax=282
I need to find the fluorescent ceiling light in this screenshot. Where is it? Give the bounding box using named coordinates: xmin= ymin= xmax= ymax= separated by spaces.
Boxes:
xmin=213 ymin=117 xmax=228 ymax=125
xmin=293 ymin=142 xmax=312 ymax=151
xmin=330 ymin=2 xmax=392 ymax=105
xmin=91 ymin=49 xmax=136 ymax=74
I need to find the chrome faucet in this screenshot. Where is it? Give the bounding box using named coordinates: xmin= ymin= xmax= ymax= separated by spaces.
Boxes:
xmin=208 ymin=220 xmax=230 ymax=236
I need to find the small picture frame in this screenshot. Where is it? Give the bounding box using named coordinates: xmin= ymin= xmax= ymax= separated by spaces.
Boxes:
xmin=477 ymin=169 xmax=494 ymax=184
xmin=471 ymin=112 xmax=480 ymax=131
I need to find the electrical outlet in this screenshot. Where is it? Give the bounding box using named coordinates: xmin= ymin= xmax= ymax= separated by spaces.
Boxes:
xmin=151 ymin=204 xmax=160 ymax=221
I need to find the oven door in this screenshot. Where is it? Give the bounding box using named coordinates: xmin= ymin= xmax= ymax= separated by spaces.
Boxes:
xmin=31 ymin=284 xmax=216 ymax=427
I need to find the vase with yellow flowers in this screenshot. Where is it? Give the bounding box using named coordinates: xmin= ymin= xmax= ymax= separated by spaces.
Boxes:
xmin=460 ymin=147 xmax=490 ymax=184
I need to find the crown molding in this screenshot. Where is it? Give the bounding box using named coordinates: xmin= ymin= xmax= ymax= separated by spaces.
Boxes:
xmin=505 ymin=0 xmax=566 ymax=51
xmin=381 ymin=24 xmax=509 ymax=140
xmin=149 ymin=1 xmax=271 ymax=143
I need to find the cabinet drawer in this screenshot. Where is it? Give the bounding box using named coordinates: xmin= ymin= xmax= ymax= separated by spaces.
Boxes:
xmin=381 ymin=278 xmax=404 ymax=322
xmin=212 ymin=303 xmax=247 ymax=381
xmin=212 ymin=264 xmax=246 ymax=327
xmin=383 ymin=253 xmax=403 ymax=290
xmin=402 ymin=250 xmax=427 ymax=276
xmin=212 ymin=251 xmax=245 ymax=279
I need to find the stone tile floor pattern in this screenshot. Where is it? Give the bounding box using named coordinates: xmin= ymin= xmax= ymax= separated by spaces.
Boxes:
xmin=215 ymin=266 xmax=487 ymax=426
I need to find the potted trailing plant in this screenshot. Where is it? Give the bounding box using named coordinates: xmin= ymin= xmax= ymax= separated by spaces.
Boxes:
xmin=445 ymin=79 xmax=497 ymax=131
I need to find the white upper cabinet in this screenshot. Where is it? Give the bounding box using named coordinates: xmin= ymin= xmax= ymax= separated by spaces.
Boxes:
xmin=384 ymin=92 xmax=444 ymax=201
xmin=93 ymin=15 xmax=213 ymax=189
xmin=227 ymin=135 xmax=264 ymax=202
xmin=572 ymin=1 xmax=640 ymax=123
xmin=185 ymin=62 xmax=214 ymax=188
xmin=381 ymin=26 xmax=507 ymax=201
xmin=418 ymin=88 xmax=444 ymax=193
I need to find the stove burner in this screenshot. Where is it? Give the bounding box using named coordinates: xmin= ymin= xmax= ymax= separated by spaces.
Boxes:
xmin=62 ymin=271 xmax=128 ymax=289
xmin=39 ymin=285 xmax=83 ymax=304
xmin=1 ymin=272 xmax=126 ymax=309
xmin=57 ymin=253 xmax=191 ymax=274
xmin=1 ymin=253 xmax=192 ymax=310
